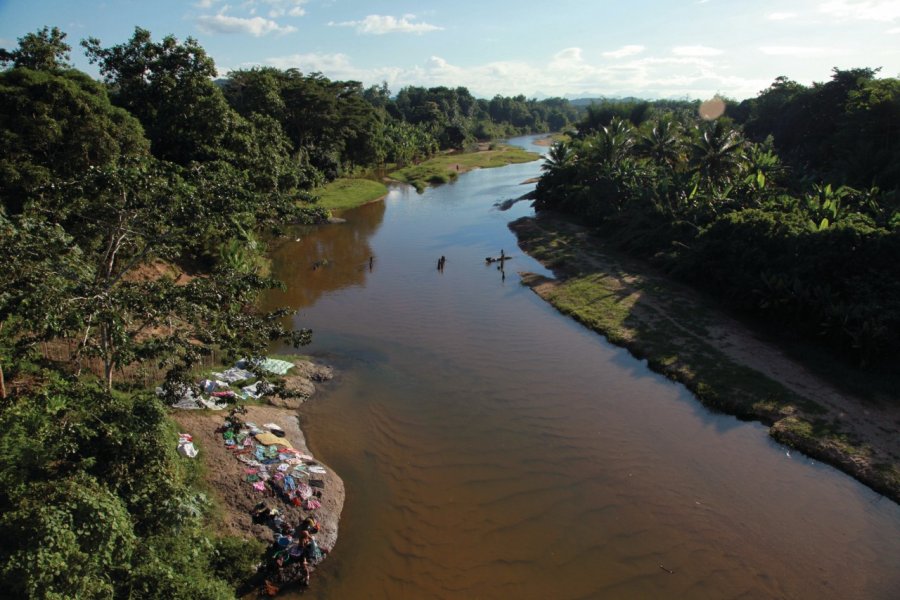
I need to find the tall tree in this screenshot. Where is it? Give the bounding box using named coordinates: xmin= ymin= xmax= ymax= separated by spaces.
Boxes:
xmin=83 ymin=28 xmax=239 ymax=166
xmin=0 ymin=66 xmax=149 ymax=214
xmin=0 ymin=26 xmax=71 ymax=71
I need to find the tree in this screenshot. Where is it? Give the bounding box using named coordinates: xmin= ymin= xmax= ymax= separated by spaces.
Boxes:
xmin=640 ymin=117 xmax=684 ymax=171
xmin=0 ymin=26 xmax=71 ymax=71
xmin=689 ymin=120 xmax=746 ymax=190
xmin=0 ymin=67 xmax=149 ymax=214
xmin=82 ymin=28 xmax=242 ymax=167
xmin=585 ymin=117 xmax=635 ymax=168
xmin=222 ymin=67 xmax=287 ymax=120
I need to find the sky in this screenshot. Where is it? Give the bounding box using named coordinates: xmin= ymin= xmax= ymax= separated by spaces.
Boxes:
xmin=1 ymin=0 xmax=899 ymax=101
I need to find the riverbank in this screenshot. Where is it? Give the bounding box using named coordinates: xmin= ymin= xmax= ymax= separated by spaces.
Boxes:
xmin=510 ymin=212 xmax=900 ymax=503
xmin=389 ymin=143 xmax=540 ymax=192
xmin=532 ymin=132 xmax=568 ymax=147
xmin=171 ymin=361 xmax=344 ymax=594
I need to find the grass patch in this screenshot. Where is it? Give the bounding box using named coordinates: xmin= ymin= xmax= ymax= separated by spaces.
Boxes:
xmin=314 ymin=178 xmax=388 ymax=212
xmin=390 ymin=164 xmax=458 ymax=192
xmin=389 ymin=144 xmax=540 ymax=192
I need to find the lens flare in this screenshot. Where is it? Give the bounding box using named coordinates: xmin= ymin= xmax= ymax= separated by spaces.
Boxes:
xmin=699 ymin=96 xmax=726 ymax=120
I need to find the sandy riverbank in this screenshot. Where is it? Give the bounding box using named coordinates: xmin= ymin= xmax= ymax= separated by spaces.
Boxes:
xmin=510 ymin=212 xmax=900 ymax=503
xmin=171 ymin=362 xmax=344 ymax=594
xmin=173 ymin=405 xmax=344 ymax=549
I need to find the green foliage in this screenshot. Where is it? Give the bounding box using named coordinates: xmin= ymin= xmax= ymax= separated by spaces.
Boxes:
xmin=0 ymin=378 xmax=249 ymax=599
xmin=0 ymin=26 xmax=71 ymax=71
xmin=0 ymin=67 xmax=149 ymax=214
xmin=738 ymin=68 xmax=900 ymax=195
xmin=315 ymin=178 xmax=388 ymax=212
xmin=211 ymin=535 xmax=267 ymax=589
xmin=535 ymin=72 xmax=900 ymax=365
xmin=0 ymin=475 xmax=134 ymax=599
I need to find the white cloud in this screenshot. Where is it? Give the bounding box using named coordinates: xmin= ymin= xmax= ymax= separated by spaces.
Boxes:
xmin=331 ymin=14 xmax=443 ymax=35
xmin=602 ymin=45 xmax=645 ymax=58
xmin=767 ymin=12 xmax=798 ymax=20
xmin=238 ymin=1 xmax=308 ymax=18
xmin=552 ymin=47 xmax=584 ymax=65
xmin=759 ymin=45 xmax=830 ymax=56
xmin=259 ymin=51 xmax=356 ymax=73
xmin=194 ymin=0 xmax=220 ymax=7
xmin=197 ymin=13 xmax=297 ymax=36
xmin=672 ymin=45 xmax=723 ymax=57
xmin=266 ymin=3 xmax=306 ymax=18
xmin=250 ymin=47 xmax=769 ymax=101
xmin=889 ymin=26 xmax=900 ymax=33
xmin=819 ymin=1 xmax=900 ymax=22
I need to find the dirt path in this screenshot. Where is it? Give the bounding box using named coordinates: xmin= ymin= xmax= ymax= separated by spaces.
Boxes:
xmin=511 ymin=212 xmax=900 ymax=502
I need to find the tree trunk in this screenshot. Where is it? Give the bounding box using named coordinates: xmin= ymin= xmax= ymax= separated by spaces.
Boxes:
xmin=0 ymin=322 xmax=5 ymax=399
xmin=101 ymin=323 xmax=114 ymax=391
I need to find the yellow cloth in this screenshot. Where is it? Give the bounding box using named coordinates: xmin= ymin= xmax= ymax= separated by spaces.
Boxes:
xmin=255 ymin=432 xmax=294 ymax=448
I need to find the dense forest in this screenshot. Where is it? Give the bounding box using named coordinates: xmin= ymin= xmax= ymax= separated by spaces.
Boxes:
xmin=534 ymin=68 xmax=900 ymax=368
xmin=0 ymin=26 xmax=581 ymax=599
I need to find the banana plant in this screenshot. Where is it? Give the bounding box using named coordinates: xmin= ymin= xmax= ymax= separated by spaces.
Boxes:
xmin=805 ymin=183 xmax=849 ymax=230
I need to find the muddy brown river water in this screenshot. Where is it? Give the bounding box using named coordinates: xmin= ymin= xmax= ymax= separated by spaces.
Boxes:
xmin=262 ymin=136 xmax=900 ymax=599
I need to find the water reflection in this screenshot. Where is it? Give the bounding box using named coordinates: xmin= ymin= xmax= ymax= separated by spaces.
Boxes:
xmin=263 ymin=199 xmax=386 ymax=312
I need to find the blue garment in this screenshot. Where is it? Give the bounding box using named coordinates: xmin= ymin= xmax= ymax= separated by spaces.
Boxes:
xmin=303 ymin=539 xmax=323 ymax=563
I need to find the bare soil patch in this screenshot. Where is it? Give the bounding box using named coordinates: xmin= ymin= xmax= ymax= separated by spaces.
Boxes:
xmin=172 ymin=405 xmax=344 ymax=550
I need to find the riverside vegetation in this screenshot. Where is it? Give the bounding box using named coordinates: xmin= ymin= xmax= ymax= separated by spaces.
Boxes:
xmin=522 ymin=68 xmax=900 ymax=500
xmin=0 ymin=26 xmax=579 ymax=599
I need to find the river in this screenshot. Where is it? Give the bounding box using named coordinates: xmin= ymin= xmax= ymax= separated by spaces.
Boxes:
xmin=262 ymin=136 xmax=900 ymax=599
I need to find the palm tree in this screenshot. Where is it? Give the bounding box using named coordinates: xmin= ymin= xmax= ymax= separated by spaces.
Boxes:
xmin=535 ymin=141 xmax=576 ymax=211
xmin=541 ymin=141 xmax=573 ymax=175
xmin=689 ymin=120 xmax=746 ymax=189
xmin=586 ymin=117 xmax=635 ymax=168
xmin=640 ymin=117 xmax=683 ymax=170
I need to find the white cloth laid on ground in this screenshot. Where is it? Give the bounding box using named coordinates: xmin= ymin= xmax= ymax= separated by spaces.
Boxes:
xmin=212 ymin=367 xmax=255 ymax=383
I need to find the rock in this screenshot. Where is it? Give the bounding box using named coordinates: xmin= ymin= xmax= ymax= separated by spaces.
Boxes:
xmin=293 ymin=360 xmax=334 ymax=382
xmin=267 ymin=360 xmax=333 ymax=408
xmin=268 ymin=395 xmax=306 ymax=409
xmin=269 ymin=377 xmax=316 ymax=408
